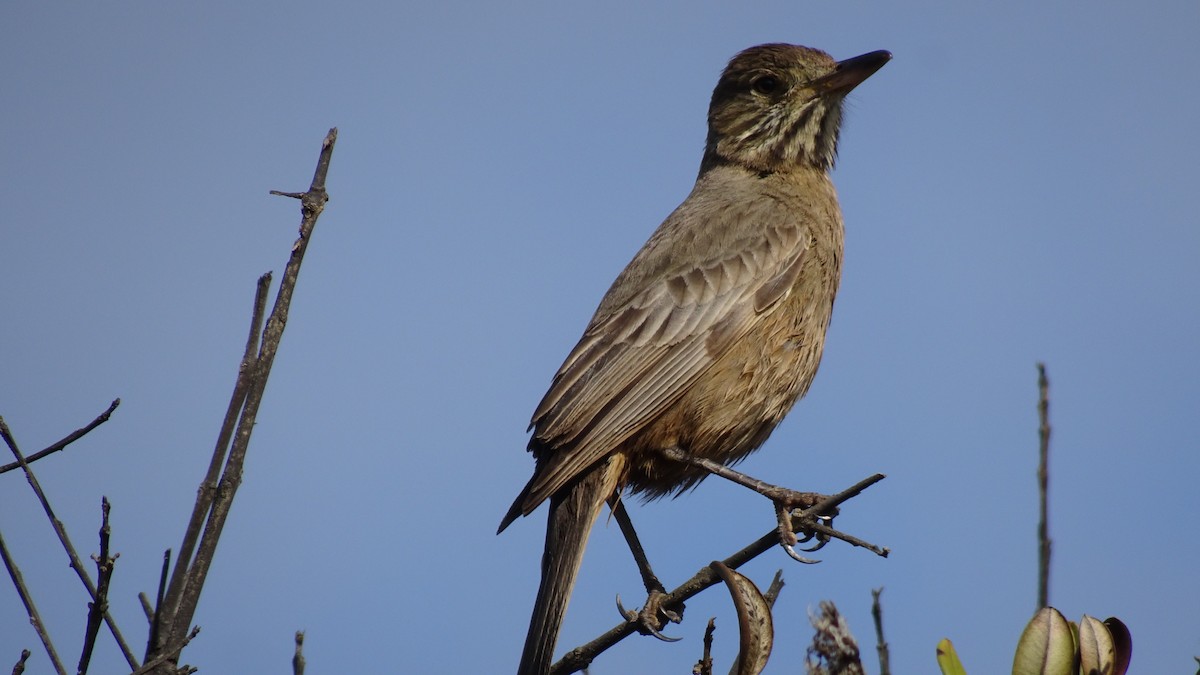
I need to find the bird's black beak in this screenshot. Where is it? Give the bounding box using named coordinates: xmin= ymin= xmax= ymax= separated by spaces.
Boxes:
xmin=814 ymin=50 xmax=892 ymax=95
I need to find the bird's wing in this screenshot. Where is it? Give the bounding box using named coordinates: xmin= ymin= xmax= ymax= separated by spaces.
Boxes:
xmin=520 ymin=221 xmax=810 ymax=513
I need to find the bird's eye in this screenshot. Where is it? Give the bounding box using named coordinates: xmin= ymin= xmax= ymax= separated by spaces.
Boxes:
xmin=751 ymin=75 xmax=781 ymax=95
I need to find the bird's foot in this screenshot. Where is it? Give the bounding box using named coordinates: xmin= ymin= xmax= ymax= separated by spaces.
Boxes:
xmin=654 ymin=447 xmax=838 ymax=562
xmin=772 ymin=494 xmax=835 ymax=564
xmin=616 ymin=588 xmax=684 ymax=642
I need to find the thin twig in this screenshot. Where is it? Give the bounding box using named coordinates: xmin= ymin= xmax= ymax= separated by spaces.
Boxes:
xmin=870 ymin=587 xmax=889 ymax=675
xmin=138 ymin=593 xmax=155 ymax=626
xmin=762 ymin=570 xmax=784 ymax=608
xmin=0 ymin=418 xmax=139 ymax=670
xmin=11 ymin=649 xmax=31 ymax=675
xmin=551 ymin=473 xmax=887 ymax=674
xmin=292 ymin=631 xmax=306 ymax=675
xmin=694 ymin=619 xmax=715 ymax=675
xmin=77 ymin=498 xmax=117 ymax=675
xmin=0 ymin=399 xmax=120 ymax=475
xmin=1036 ymin=363 xmax=1052 ymax=610
xmin=0 ymin=529 xmax=66 ymax=675
xmin=147 ymin=549 xmax=171 ymax=656
xmin=806 ymin=521 xmax=890 ymax=558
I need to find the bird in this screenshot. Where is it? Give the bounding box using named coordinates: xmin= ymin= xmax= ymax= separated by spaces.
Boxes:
xmin=498 ymin=43 xmax=890 ymax=675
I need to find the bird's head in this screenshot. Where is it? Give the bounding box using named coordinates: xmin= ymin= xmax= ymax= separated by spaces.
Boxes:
xmin=702 ymin=44 xmax=890 ymax=174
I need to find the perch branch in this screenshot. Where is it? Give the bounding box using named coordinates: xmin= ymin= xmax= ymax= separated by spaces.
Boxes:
xmin=551 ymin=473 xmax=886 ymax=674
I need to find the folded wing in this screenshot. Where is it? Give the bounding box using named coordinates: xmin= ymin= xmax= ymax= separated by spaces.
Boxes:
xmin=518 ymin=220 xmax=809 ymax=514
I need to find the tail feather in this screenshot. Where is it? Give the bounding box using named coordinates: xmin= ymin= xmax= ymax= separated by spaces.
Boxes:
xmin=515 ymin=456 xmax=623 ymax=675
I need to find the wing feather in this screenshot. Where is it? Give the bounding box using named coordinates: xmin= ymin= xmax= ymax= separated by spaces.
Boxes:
xmin=520 ymin=221 xmax=809 ymax=512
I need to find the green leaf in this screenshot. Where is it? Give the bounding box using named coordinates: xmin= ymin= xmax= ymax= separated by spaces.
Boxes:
xmin=936 ymin=638 xmax=968 ymax=675
xmin=1079 ymin=615 xmax=1115 ymax=675
xmin=1012 ymin=607 xmax=1077 ymax=675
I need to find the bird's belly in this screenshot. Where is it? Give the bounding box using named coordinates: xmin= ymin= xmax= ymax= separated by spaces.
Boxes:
xmin=622 ymin=297 xmax=832 ymax=499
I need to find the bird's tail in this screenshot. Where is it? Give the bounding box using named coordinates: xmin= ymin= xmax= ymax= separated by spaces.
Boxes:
xmin=515 ymin=456 xmax=623 ymax=675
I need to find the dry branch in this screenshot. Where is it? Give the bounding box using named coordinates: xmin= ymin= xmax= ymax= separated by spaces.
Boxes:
xmin=0 ymin=419 xmax=139 ymax=670
xmin=11 ymin=649 xmax=31 ymax=675
xmin=145 ymin=128 xmax=338 ymax=673
xmin=0 ymin=399 xmax=120 ymax=475
xmin=695 ymin=618 xmax=716 ymax=675
xmin=551 ymin=473 xmax=887 ymax=674
xmin=0 ymin=529 xmax=66 ymax=675
xmin=77 ymin=498 xmax=118 ymax=675
xmin=1036 ymin=363 xmax=1052 ymax=610
xmin=870 ymin=587 xmax=889 ymax=675
xmin=292 ymin=631 xmax=306 ymax=675
xmin=0 ymin=128 xmax=337 ymax=675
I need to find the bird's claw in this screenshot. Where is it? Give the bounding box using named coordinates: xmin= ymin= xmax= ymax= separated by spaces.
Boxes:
xmin=797 ymin=514 xmax=833 ymax=552
xmin=616 ymin=591 xmax=683 ymax=642
xmin=798 ymin=537 xmax=827 ymax=553
xmin=775 ymin=502 xmax=832 ymax=563
xmin=782 ymin=541 xmax=821 ymax=564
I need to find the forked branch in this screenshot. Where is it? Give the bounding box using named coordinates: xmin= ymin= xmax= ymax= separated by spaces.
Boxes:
xmin=145 ymin=128 xmax=338 ymax=672
xmin=0 ymin=419 xmax=139 ymax=670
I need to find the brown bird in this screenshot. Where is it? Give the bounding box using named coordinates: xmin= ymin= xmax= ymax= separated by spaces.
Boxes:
xmin=498 ymin=43 xmax=890 ymax=675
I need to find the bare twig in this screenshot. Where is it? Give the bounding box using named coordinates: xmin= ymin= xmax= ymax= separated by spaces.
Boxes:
xmin=0 ymin=399 xmax=120 ymax=475
xmin=292 ymin=631 xmax=306 ymax=675
xmin=77 ymin=498 xmax=117 ymax=675
xmin=146 ymin=549 xmax=171 ymax=655
xmin=149 ymin=129 xmax=338 ymax=671
xmin=138 ymin=593 xmax=155 ymax=626
xmin=131 ymin=627 xmax=199 ymax=675
xmin=551 ymin=473 xmax=886 ymax=674
xmin=806 ymin=521 xmax=889 ymax=558
xmin=1036 ymin=363 xmax=1052 ymax=610
xmin=870 ymin=587 xmax=889 ymax=675
xmin=0 ymin=418 xmax=139 ymax=670
xmin=762 ymin=571 xmax=784 ymax=608
xmin=694 ymin=619 xmax=715 ymax=675
xmin=0 ymin=529 xmax=66 ymax=675
xmin=11 ymin=650 xmax=31 ymax=675
xmin=157 ymin=273 xmax=270 ymax=651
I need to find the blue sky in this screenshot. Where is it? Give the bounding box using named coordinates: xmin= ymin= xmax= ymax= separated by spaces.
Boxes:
xmin=2 ymin=2 xmax=1197 ymax=673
